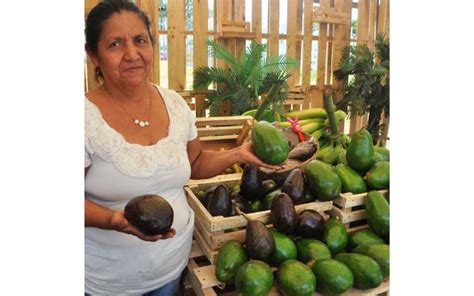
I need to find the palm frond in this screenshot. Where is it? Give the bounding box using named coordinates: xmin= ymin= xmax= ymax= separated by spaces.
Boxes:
xmin=208 ymin=40 xmax=240 ymax=73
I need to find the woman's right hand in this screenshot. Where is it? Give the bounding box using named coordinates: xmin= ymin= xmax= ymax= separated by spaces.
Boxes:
xmin=110 ymin=210 xmax=176 ymax=242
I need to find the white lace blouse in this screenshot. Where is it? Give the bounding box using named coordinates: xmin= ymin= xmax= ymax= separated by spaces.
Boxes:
xmin=84 ymin=84 xmax=197 ymax=295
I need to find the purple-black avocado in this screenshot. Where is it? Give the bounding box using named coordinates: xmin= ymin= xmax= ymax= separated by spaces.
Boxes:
xmin=124 ymin=194 xmax=174 ymax=235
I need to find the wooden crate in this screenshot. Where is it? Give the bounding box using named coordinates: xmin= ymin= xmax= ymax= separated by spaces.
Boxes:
xmin=184 ymin=239 xmax=389 ymax=296
xmin=196 ymin=116 xmax=253 ymax=151
xmin=185 ymin=174 xmax=334 ymax=264
xmin=330 ymin=190 xmax=389 ymax=232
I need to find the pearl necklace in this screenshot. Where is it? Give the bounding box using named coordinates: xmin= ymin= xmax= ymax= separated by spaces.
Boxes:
xmin=108 ymin=87 xmax=152 ymax=128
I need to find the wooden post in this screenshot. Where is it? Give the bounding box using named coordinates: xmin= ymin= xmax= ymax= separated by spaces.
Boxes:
xmin=193 ymin=0 xmax=209 ymax=117
xmin=84 ymin=0 xmax=100 ymax=92
xmin=215 ymin=0 xmax=232 ymax=116
xmin=168 ymin=0 xmax=186 ymax=91
xmin=267 ymin=0 xmax=280 ymax=57
xmin=137 ymin=0 xmax=160 ymax=84
xmin=287 ymin=0 xmax=299 ymax=88
xmin=295 ymin=0 xmax=304 ymax=86
xmin=302 ymin=0 xmax=313 ymax=109
xmin=252 ymin=0 xmax=262 ymax=43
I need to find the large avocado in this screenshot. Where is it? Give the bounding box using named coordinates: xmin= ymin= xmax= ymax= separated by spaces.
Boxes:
xmin=251 ymin=121 xmax=289 ymax=165
xmin=270 ymin=193 xmax=297 ymax=234
xmin=365 ymin=161 xmax=389 ymax=190
xmin=322 ymin=218 xmax=349 ymax=255
xmin=276 ymin=259 xmax=316 ymax=296
xmin=346 ymin=128 xmax=374 ymax=173
xmin=365 ymin=191 xmax=390 ymax=240
xmin=295 ymin=209 xmax=325 ymax=238
xmin=235 ymin=260 xmax=274 ymax=296
xmin=303 ymin=160 xmax=342 ymax=201
xmin=353 ymin=244 xmax=390 ymax=278
xmin=280 ymin=168 xmax=305 ymax=204
xmin=245 ymin=220 xmax=275 ymax=261
xmin=335 ymin=163 xmax=367 ymax=194
xmin=215 ymin=240 xmax=249 ymax=284
xmin=269 ymin=229 xmax=298 ymax=266
xmin=124 ymin=194 xmax=174 ymax=235
xmin=334 ymin=253 xmax=383 ymax=289
xmin=240 ymin=164 xmax=262 ymax=200
xmin=310 ymin=259 xmax=354 ymax=294
xmin=295 ymin=238 xmax=331 ymax=263
xmin=207 ymin=185 xmax=232 ymax=217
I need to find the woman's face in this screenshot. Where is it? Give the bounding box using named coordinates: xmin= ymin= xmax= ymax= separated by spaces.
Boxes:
xmin=91 ymin=11 xmax=153 ymax=87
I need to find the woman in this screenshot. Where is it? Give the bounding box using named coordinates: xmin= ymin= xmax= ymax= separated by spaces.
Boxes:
xmin=84 ymin=0 xmax=278 ymax=295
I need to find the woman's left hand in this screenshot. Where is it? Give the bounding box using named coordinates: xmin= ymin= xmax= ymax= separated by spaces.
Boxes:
xmin=237 ymin=142 xmax=282 ymax=171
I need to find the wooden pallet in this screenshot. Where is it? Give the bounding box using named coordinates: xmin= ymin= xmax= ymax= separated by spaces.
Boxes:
xmin=185 ymin=174 xmax=334 ymax=264
xmin=185 ymin=241 xmax=389 ymax=296
xmin=330 ymin=190 xmax=389 ymax=231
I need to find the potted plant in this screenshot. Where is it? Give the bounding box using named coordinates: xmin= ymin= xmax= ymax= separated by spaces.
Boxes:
xmin=333 ymin=34 xmax=389 ymax=144
xmin=193 ymin=40 xmax=298 ymax=118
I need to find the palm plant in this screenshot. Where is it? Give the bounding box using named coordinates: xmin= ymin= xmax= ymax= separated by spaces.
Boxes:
xmin=193 ymin=40 xmax=298 ymax=116
xmin=334 ymin=34 xmax=389 ymax=144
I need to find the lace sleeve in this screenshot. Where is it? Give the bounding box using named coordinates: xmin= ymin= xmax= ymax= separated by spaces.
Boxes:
xmin=187 ymin=107 xmax=198 ymax=141
xmin=85 ymin=136 xmax=93 ymax=167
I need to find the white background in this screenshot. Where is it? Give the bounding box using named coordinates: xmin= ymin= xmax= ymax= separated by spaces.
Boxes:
xmin=0 ymin=0 xmax=473 ymax=294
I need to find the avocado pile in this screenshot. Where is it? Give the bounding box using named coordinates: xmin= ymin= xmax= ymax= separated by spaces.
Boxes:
xmin=196 ymin=159 xmax=344 ymax=217
xmin=318 ymin=127 xmax=390 ymax=194
xmin=215 ymin=190 xmax=390 ymax=295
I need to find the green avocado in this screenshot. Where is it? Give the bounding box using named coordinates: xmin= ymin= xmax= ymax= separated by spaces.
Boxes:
xmin=235 ymin=260 xmax=274 ymax=296
xmin=270 ymin=229 xmax=297 ymax=266
xmin=365 ymin=191 xmax=390 ymax=240
xmin=215 ymin=240 xmax=249 ymax=284
xmin=346 ymin=128 xmax=374 ymax=173
xmin=310 ymin=259 xmax=354 ymax=294
xmin=365 ymin=161 xmax=389 ymax=190
xmin=303 ymin=160 xmax=342 ymax=201
xmin=322 ymin=218 xmax=348 ymax=255
xmin=276 ymin=259 xmax=316 ymax=296
xmin=334 ymin=253 xmax=383 ymax=289
xmin=353 ymin=244 xmax=390 ymax=278
xmin=251 ymin=121 xmax=289 ymax=165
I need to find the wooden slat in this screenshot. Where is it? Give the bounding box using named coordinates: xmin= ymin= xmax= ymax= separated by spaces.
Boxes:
xmin=215 ymin=0 xmax=232 ymax=116
xmin=332 ymin=0 xmax=352 ymax=103
xmin=193 ymin=0 xmax=209 ymax=117
xmin=367 ymin=0 xmax=378 ymax=50
xmin=195 ymin=115 xmax=252 ymax=127
xmin=167 ymin=0 xmax=186 ymax=90
xmin=302 ymin=0 xmax=314 ymax=108
xmin=234 ymin=0 xmax=246 ymax=58
xmin=137 ymin=0 xmax=160 ymax=84
xmin=316 ymin=0 xmax=330 ymax=92
xmin=287 ymin=0 xmax=299 ymax=88
xmin=197 ymin=126 xmax=243 ymax=137
xmin=350 ymin=0 xmax=370 ymax=133
xmin=267 ymin=0 xmax=280 ymax=57
xmin=295 ymin=0 xmax=304 ymax=86
xmin=377 ymin=0 xmax=389 ymax=35
xmin=313 ymin=7 xmax=351 ymax=25
xmin=252 ymin=0 xmax=263 ymax=43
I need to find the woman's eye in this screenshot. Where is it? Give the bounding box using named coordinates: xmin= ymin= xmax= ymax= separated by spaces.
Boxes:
xmin=110 ymin=41 xmax=121 ymax=47
xmin=137 ymin=37 xmax=147 ymax=44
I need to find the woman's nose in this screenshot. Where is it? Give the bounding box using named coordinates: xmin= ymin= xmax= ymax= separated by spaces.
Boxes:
xmin=123 ymin=43 xmax=139 ymax=60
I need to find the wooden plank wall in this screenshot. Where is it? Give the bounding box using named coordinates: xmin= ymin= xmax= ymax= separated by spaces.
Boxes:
xmin=84 ymin=0 xmax=389 ymax=133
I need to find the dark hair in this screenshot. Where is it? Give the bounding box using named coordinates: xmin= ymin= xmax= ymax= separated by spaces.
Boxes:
xmin=85 ymin=0 xmax=154 ymax=80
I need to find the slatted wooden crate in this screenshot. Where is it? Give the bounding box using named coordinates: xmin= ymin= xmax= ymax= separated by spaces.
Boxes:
xmin=330 ymin=190 xmax=389 ymax=232
xmin=185 ymin=174 xmax=334 ymax=264
xmin=184 ymin=233 xmax=389 ymax=296
xmin=195 ymin=116 xmax=253 ymax=151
